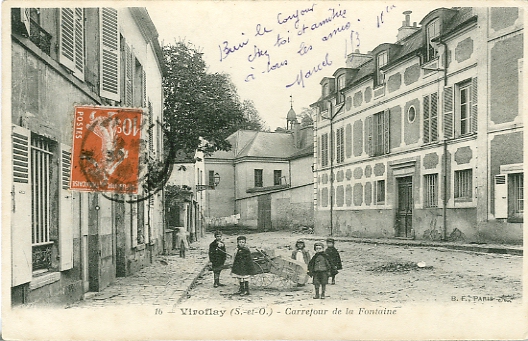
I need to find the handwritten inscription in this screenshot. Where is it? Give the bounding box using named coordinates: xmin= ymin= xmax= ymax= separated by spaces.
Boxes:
xmin=217 ymin=3 xmax=363 ymax=88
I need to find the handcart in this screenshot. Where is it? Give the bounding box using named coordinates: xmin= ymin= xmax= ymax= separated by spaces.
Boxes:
xmin=249 ymin=248 xmax=309 ymax=289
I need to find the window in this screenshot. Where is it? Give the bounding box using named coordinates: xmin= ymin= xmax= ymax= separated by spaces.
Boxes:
xmin=376 ymin=180 xmax=385 ymax=204
xmin=426 ymin=19 xmax=440 ymax=62
xmin=423 ymin=92 xmax=438 ymax=143
xmin=424 ymin=174 xmax=438 ymax=207
xmin=371 ymin=110 xmax=390 ymax=156
xmin=408 ymin=106 xmax=416 ymax=123
xmin=376 ymin=51 xmax=388 ymax=85
xmin=459 ymin=82 xmax=472 ymax=135
xmin=454 ymin=169 xmax=472 ymax=200
xmin=321 ymin=133 xmax=329 ymax=167
xmin=31 ymin=134 xmax=54 ymax=271
xmin=274 ymin=170 xmax=282 ymax=186
xmin=59 ymin=8 xmax=85 ymax=79
xmin=254 ymin=169 xmax=263 ymax=187
xmin=322 ymin=83 xmax=329 ymax=97
xmin=336 ymin=127 xmax=345 ymax=163
xmin=509 ymin=173 xmax=523 ymax=222
xmin=208 ymin=170 xmax=215 ymax=187
xmin=336 ymin=74 xmax=346 ymax=103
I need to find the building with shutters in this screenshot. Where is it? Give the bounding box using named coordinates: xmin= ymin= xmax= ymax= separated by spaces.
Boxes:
xmin=203 ymin=107 xmax=315 ymax=231
xmin=311 ymin=8 xmax=523 ymax=244
xmin=9 ymin=7 xmax=165 ymax=305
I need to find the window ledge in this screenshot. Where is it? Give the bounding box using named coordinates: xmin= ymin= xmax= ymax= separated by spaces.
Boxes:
xmin=247 ymin=184 xmax=289 ymax=193
xmin=30 ymin=271 xmax=60 ymax=290
xmin=454 ymin=197 xmax=472 ymax=203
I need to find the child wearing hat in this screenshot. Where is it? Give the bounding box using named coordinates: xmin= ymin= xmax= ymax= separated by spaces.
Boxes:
xmin=307 ymin=242 xmax=335 ymax=299
xmin=325 ymin=238 xmax=342 ymax=285
xmin=209 ymin=231 xmax=227 ymax=288
xmin=231 ymin=236 xmax=255 ymax=295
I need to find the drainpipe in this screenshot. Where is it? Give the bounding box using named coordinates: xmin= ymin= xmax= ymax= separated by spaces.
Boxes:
xmin=328 ymin=96 xmax=346 ymax=236
xmin=443 ymin=139 xmax=448 ymax=240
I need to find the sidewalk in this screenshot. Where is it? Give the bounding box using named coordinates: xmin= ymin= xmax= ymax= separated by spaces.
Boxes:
xmin=302 ymin=235 xmax=523 ymax=256
xmin=68 ymin=237 xmax=211 ymax=308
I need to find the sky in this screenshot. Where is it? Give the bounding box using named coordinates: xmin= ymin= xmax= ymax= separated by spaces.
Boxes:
xmin=148 ymin=1 xmax=432 ymax=130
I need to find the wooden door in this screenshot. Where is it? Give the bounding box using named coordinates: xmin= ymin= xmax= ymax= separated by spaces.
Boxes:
xmin=257 ymin=194 xmax=272 ymax=231
xmin=396 ymin=177 xmax=413 ymax=238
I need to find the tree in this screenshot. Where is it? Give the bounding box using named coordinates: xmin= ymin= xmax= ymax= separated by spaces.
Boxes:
xmin=162 ymin=41 xmax=248 ymax=159
xmin=239 ymin=100 xmax=268 ymax=131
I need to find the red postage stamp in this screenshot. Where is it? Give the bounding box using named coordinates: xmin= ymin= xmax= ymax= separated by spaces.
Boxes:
xmin=70 ymin=105 xmax=143 ymax=194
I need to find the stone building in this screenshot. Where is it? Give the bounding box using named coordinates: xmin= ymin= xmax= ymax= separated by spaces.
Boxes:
xmin=311 ymin=8 xmax=523 ymax=243
xmin=203 ymin=107 xmax=315 ymax=230
xmin=9 ymin=7 xmax=165 ymax=304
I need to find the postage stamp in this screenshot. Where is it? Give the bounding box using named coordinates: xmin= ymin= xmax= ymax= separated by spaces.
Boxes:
xmin=71 ymin=105 xmax=143 ymax=194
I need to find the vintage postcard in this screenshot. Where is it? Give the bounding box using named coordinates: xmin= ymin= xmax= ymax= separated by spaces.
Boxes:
xmin=2 ymin=0 xmax=527 ymax=340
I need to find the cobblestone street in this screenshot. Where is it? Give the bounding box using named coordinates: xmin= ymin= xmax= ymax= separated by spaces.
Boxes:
xmin=67 ymin=231 xmax=522 ymax=311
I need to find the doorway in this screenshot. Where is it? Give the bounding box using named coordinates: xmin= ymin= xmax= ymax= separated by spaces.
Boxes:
xmin=396 ymin=176 xmax=413 ymax=238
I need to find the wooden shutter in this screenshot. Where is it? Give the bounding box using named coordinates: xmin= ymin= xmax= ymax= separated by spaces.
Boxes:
xmin=471 ymin=77 xmax=478 ymax=133
xmin=21 ymin=8 xmax=31 ymax=36
xmin=443 ymin=86 xmax=454 ymax=139
xmin=431 ymin=92 xmax=438 ymax=141
xmin=11 ymin=125 xmax=32 ymax=286
xmin=494 ymin=174 xmax=508 ymax=218
xmin=317 ymin=136 xmax=321 ymax=166
xmin=143 ymin=70 xmax=147 ymax=107
xmin=383 ymin=110 xmax=390 ymax=154
xmin=59 ymin=144 xmax=74 ymax=270
xmin=73 ymin=8 xmax=84 ymax=79
xmin=59 ymin=8 xmax=76 ymax=72
xmin=423 ymin=95 xmax=430 ymax=144
xmin=125 ymin=44 xmax=133 ymax=106
xmin=366 ymin=115 xmax=373 ymax=156
xmin=100 ymin=8 xmax=120 ymax=101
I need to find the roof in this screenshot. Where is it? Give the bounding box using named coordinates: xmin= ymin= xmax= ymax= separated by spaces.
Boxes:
xmin=206 ymin=130 xmax=307 ymax=160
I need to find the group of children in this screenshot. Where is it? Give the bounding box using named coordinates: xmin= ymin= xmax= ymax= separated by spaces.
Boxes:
xmin=291 ymin=238 xmax=343 ymax=299
xmin=208 ymin=231 xmax=342 ymax=299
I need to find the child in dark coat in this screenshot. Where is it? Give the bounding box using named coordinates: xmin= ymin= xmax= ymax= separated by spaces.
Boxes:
xmin=209 ymin=231 xmax=227 ymax=288
xmin=231 ymin=236 xmax=255 ymax=296
xmin=307 ymin=242 xmax=335 ymax=299
xmin=325 ymin=238 xmax=342 ymax=285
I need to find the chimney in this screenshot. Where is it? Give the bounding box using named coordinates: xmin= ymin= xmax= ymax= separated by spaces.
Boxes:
xmin=397 ymin=11 xmax=420 ymax=42
xmin=346 ymin=49 xmax=373 ymax=69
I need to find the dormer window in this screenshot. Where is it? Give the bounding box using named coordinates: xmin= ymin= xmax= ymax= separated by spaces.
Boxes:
xmin=426 ymin=18 xmax=440 ymax=62
xmin=336 ymin=74 xmax=346 ymax=103
xmin=376 ymin=51 xmax=388 ymax=85
xmin=322 ymin=83 xmax=329 ymax=97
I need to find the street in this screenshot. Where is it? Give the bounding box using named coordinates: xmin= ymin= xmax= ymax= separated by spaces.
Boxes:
xmin=184 ymin=232 xmax=521 ymax=308
xmin=69 ymin=231 xmax=522 ymax=310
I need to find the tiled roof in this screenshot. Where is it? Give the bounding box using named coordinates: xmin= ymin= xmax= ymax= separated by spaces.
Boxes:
xmin=206 ymin=130 xmax=304 ymax=160
xmin=443 ymin=7 xmax=476 ymax=34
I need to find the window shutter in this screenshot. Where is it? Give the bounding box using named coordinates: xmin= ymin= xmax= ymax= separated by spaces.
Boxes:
xmin=143 ymin=70 xmax=147 ymax=107
xmin=423 ymin=95 xmax=430 ymax=144
xmin=148 ymin=101 xmax=154 ymax=153
xmin=59 ymin=144 xmax=74 ymax=270
xmin=431 ymin=92 xmax=438 ymax=141
xmin=494 ymin=174 xmax=508 ymax=218
xmin=73 ymin=8 xmax=84 ymax=80
xmin=59 ymin=8 xmax=76 ymax=72
xmin=21 ymin=8 xmax=31 ymax=36
xmin=11 ymin=125 xmax=32 ymax=286
xmin=471 ymin=77 xmax=478 ymax=133
xmin=317 ymin=136 xmax=321 ymax=166
xmin=100 ymin=8 xmax=120 ymax=101
xmin=125 ymin=44 xmax=133 ymax=106
xmin=443 ymin=86 xmax=454 ymax=139
xmin=383 ymin=110 xmax=390 ymax=154
xmin=366 ymin=115 xmax=373 ymax=156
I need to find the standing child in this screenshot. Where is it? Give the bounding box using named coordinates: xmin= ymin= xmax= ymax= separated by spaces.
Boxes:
xmin=231 ymin=236 xmax=255 ymax=296
xmin=291 ymin=239 xmax=311 ymax=265
xmin=325 ymin=238 xmax=342 ymax=285
xmin=174 ymin=227 xmax=189 ymax=258
xmin=307 ymin=242 xmax=335 ymax=299
xmin=209 ymin=231 xmax=227 ymax=288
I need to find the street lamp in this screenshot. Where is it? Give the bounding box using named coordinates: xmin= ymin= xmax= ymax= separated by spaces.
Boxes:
xmin=196 ymin=172 xmax=221 ymax=191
